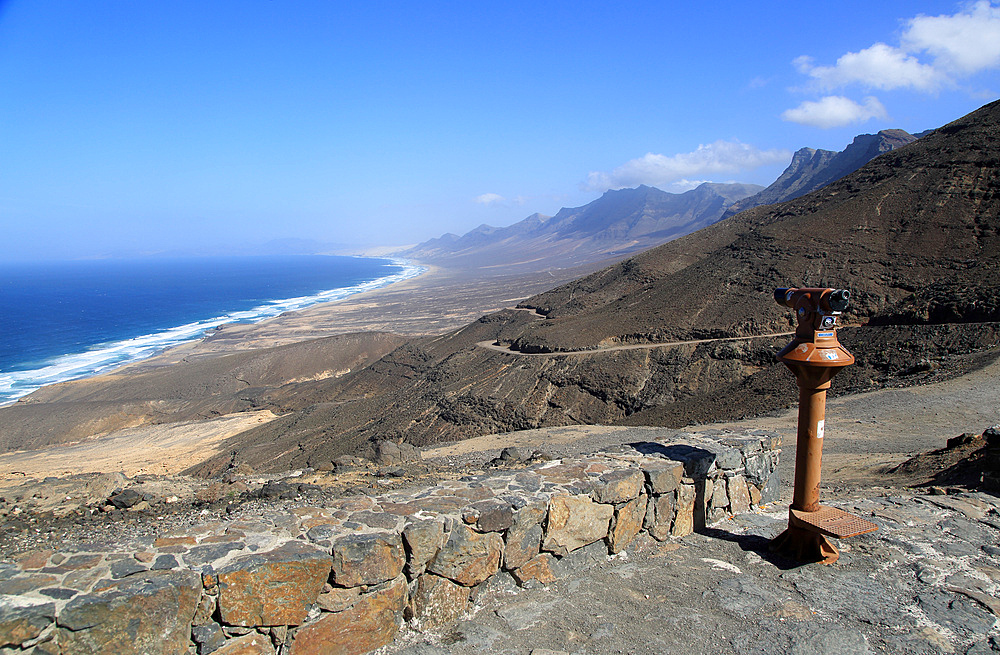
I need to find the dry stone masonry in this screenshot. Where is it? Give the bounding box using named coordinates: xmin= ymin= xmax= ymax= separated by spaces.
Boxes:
xmin=0 ymin=429 xmax=780 ymax=655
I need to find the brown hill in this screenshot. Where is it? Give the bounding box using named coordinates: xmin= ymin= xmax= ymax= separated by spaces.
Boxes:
xmin=512 ymin=105 xmax=998 ymax=351
xmin=184 ymin=100 xmax=1000 ymax=475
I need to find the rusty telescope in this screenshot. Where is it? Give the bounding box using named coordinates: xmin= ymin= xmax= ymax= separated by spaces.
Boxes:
xmin=769 ymin=287 xmax=877 ymax=564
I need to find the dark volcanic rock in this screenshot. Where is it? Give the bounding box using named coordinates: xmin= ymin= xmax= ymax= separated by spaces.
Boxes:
xmin=216 ymin=541 xmax=331 ymax=627
xmin=108 ymin=488 xmax=142 ymax=509
xmin=0 ymin=601 xmax=55 ymax=648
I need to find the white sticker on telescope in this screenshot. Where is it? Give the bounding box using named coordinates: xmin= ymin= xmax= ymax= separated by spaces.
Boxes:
xmin=817 ymin=420 xmax=825 ymax=439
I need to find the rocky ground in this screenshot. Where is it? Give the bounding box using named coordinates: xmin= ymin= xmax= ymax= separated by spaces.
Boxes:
xmin=384 ymin=485 xmax=1000 ymax=655
xmin=1 ymin=421 xmax=997 ymax=655
xmin=1 ymin=337 xmax=998 ymax=654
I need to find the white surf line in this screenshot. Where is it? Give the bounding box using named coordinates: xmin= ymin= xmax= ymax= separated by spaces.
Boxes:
xmin=476 ymin=331 xmax=795 ymax=357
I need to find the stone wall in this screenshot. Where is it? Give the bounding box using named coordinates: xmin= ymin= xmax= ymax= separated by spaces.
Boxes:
xmin=0 ymin=429 xmax=780 ymax=655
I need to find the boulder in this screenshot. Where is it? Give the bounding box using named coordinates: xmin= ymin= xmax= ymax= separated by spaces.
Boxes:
xmin=591 ymin=469 xmax=644 ymax=505
xmin=213 ymin=632 xmax=276 ymax=655
xmin=0 ymin=601 xmax=55 ymax=648
xmin=58 ymin=570 xmax=201 ymax=655
xmin=609 ymin=495 xmax=647 ymax=554
xmin=331 ymin=533 xmax=405 ymax=588
xmin=217 ymin=541 xmax=331 ymax=627
xmin=108 ymin=488 xmax=142 ymax=509
xmin=648 ymin=492 xmax=676 ymax=541
xmin=672 ymin=484 xmax=696 ymax=537
xmin=369 ymin=440 xmax=422 ymax=466
xmin=316 ymin=585 xmax=360 ymax=613
xmin=503 ymin=501 xmax=547 ymax=570
xmin=407 ymin=573 xmax=471 ymax=631
xmin=427 ymin=524 xmax=503 ymax=586
xmin=83 ymin=472 xmax=127 ymax=505
xmin=511 ymin=553 xmax=557 ymax=586
xmin=402 ymin=519 xmax=446 ymax=578
xmin=542 ymin=495 xmax=613 ymax=556
xmin=727 ymin=475 xmax=751 ymax=513
xmin=469 ymin=499 xmax=514 ymax=532
xmin=642 ymin=460 xmax=683 ymax=494
xmin=289 ymin=576 xmax=407 ymax=655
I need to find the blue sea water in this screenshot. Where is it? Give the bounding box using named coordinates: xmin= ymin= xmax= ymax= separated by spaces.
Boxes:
xmin=0 ymin=255 xmax=423 ymax=405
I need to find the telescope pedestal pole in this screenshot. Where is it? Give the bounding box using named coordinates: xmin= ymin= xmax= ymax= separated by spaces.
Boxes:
xmin=771 ymin=380 xmax=840 ymax=564
xmin=792 ymin=383 xmax=827 ymax=512
xmin=769 ymin=366 xmax=879 ymax=565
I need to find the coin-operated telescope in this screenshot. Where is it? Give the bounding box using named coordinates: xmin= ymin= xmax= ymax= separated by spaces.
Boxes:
xmin=770 ymin=287 xmax=877 ymax=564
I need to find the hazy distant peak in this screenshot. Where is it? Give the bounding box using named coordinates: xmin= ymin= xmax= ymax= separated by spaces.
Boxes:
xmin=400 ymin=181 xmax=762 ymax=269
xmin=694 ymin=182 xmax=766 ymax=204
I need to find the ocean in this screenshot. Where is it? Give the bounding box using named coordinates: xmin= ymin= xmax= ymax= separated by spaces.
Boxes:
xmin=0 ymin=255 xmax=423 ymax=405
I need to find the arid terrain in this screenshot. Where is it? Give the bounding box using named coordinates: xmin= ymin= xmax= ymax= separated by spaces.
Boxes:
xmin=1 ymin=102 xmax=1000 ymax=655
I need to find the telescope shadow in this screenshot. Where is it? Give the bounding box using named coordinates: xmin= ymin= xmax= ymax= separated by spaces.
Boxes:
xmin=628 ymin=441 xmax=714 ymax=467
xmin=695 ymin=526 xmax=804 ymax=570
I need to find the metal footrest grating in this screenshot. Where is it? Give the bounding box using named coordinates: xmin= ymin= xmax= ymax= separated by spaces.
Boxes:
xmin=789 ymin=505 xmax=878 ymax=539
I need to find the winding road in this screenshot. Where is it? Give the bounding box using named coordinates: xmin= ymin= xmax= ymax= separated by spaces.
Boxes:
xmin=476 ymin=331 xmax=795 ymax=357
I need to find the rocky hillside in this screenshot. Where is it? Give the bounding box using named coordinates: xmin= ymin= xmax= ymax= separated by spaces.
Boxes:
xmin=402 ymin=183 xmax=762 ymax=271
xmin=720 ymin=128 xmax=920 ymax=220
xmin=183 ymin=100 xmax=1000 ymax=475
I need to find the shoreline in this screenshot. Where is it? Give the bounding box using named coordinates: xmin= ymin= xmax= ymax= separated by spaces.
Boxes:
xmin=0 ymin=256 xmax=428 ymax=405
xmin=0 ymin=256 xmax=613 ymax=468
xmin=111 ymin=257 xmax=608 ymax=371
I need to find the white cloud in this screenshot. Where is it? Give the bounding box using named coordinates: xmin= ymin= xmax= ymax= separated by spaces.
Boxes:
xmin=903 ymin=0 xmax=1000 ymax=74
xmin=583 ymin=140 xmax=791 ymax=192
xmin=474 ymin=193 xmax=505 ymax=206
xmin=669 ymin=179 xmax=713 ymax=192
xmin=786 ymin=2 xmax=1000 ymax=128
xmin=797 ymin=43 xmax=943 ymax=92
xmin=781 ymin=96 xmax=889 ymax=128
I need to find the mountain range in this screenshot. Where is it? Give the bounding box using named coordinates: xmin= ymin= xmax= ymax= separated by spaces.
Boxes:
xmin=401 ymin=182 xmax=763 ymax=271
xmin=719 ymin=129 xmax=921 ymax=220
xmin=402 ymin=128 xmax=921 ymax=272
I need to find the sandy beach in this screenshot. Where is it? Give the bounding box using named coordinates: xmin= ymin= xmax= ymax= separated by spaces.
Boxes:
xmin=0 ymin=410 xmax=277 ymax=481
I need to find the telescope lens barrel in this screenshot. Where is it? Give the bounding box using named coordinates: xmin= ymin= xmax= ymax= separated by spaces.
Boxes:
xmin=773 ymin=287 xmax=851 ymax=311
xmin=827 ymin=289 xmax=850 ymax=312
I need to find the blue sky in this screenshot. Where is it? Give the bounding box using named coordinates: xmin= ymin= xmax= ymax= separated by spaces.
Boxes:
xmin=1 ymin=1 xmax=998 ymax=260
